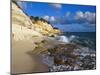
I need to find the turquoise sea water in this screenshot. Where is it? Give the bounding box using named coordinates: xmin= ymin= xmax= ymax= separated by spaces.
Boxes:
xmin=63 ymin=32 xmax=96 ymax=50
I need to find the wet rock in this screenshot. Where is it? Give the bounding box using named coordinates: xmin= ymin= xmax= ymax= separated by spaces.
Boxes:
xmin=80 ymin=55 xmax=96 ymax=70
xmin=41 ymin=43 xmax=96 ymax=72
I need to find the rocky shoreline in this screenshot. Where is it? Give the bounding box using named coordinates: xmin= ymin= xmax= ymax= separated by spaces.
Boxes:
xmin=25 ymin=29 xmax=96 ymax=72
xmin=34 ymin=41 xmax=96 ymax=72
xmin=44 ymin=44 xmax=95 ymax=72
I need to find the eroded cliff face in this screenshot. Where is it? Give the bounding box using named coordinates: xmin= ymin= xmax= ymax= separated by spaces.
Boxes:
xmin=12 ymin=2 xmax=60 ymax=41
xmin=12 ymin=2 xmax=43 ymax=41
xmin=32 ymin=20 xmax=60 ymax=36
xmin=12 ymin=2 xmax=34 ymax=29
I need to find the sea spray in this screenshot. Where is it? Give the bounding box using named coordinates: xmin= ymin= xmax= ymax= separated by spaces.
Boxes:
xmin=55 ymin=35 xmax=70 ymax=43
xmin=69 ymin=35 xmax=76 ymax=41
xmin=55 ymin=35 xmax=76 ymax=43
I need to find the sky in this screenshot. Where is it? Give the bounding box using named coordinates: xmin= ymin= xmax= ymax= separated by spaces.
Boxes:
xmin=17 ymin=1 xmax=96 ymax=32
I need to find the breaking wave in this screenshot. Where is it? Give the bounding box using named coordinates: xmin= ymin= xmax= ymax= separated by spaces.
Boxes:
xmin=55 ymin=35 xmax=76 ymax=43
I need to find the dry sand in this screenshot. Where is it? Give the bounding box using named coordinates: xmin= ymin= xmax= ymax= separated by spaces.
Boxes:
xmin=11 ymin=39 xmax=49 ymax=74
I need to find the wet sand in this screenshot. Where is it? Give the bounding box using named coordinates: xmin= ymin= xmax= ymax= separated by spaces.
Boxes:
xmin=11 ymin=39 xmax=49 ymax=74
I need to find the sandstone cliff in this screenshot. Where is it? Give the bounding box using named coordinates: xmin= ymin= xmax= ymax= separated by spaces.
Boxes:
xmin=12 ymin=1 xmax=60 ymax=41
xmin=30 ymin=17 xmax=60 ymax=36
xmin=12 ymin=2 xmax=61 ymax=74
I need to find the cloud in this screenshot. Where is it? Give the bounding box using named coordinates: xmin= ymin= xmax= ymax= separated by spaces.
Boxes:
xmin=75 ymin=11 xmax=96 ymax=24
xmin=43 ymin=11 xmax=96 ymax=25
xmin=75 ymin=11 xmax=84 ymax=19
xmin=66 ymin=12 xmax=71 ymax=17
xmin=84 ymin=11 xmax=96 ymax=23
xmin=50 ymin=16 xmax=55 ymax=22
xmin=43 ymin=15 xmax=50 ymax=21
xmin=43 ymin=15 xmax=56 ymax=22
xmin=49 ymin=3 xmax=62 ymax=9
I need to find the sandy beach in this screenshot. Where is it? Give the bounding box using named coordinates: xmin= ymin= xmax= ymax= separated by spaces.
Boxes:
xmin=11 ymin=39 xmax=49 ymax=74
